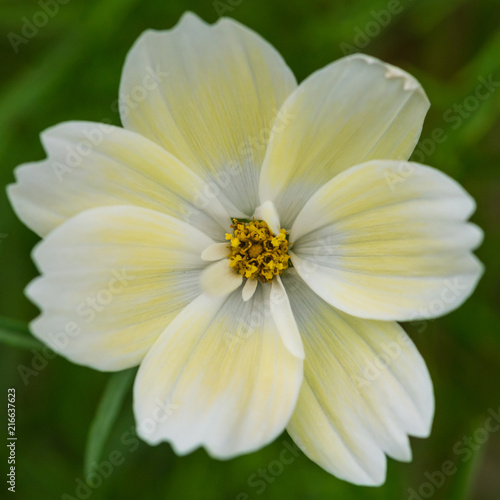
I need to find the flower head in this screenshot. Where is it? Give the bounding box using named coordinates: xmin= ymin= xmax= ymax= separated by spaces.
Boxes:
xmin=7 ymin=12 xmax=483 ymax=486
xmin=225 ymin=218 xmax=291 ymax=282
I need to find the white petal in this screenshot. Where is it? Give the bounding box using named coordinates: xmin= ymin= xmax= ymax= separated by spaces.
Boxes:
xmin=201 ymin=242 xmax=229 ymax=261
xmin=201 ymin=259 xmax=243 ymax=297
xmin=253 ymin=200 xmax=281 ymax=234
xmin=269 ymin=277 xmax=304 ymax=359
xmin=120 ymin=12 xmax=297 ymax=215
xmin=282 ymin=270 xmax=434 ymax=486
xmin=242 ymin=278 xmax=258 ymax=302
xmin=26 ymin=205 xmax=213 ymax=371
xmin=133 ymin=287 xmax=303 ymax=457
xmin=290 ymin=160 xmax=484 ymax=321
xmin=259 ymin=54 xmax=429 ymax=227
xmin=6 ymin=121 xmax=234 ymax=239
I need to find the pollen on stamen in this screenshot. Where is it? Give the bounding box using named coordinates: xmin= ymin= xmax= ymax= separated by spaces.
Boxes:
xmin=225 ymin=219 xmax=291 ymax=283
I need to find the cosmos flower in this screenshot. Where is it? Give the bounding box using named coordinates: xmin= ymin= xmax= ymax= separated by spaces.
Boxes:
xmin=7 ymin=12 xmax=483 ymax=486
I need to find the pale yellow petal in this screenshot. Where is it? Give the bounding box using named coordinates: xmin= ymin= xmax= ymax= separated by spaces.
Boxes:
xmin=120 ymin=12 xmax=297 ymax=215
xmin=134 ymin=286 xmax=303 ymax=457
xmin=269 ymin=277 xmax=304 ymax=359
xmin=290 ymin=161 xmax=483 ymax=321
xmin=27 ymin=205 xmax=213 ymax=371
xmin=201 ymin=242 xmax=229 ymax=262
xmin=260 ymin=54 xmax=429 ymax=227
xmin=253 ymin=200 xmax=281 ymax=234
xmin=282 ymin=270 xmax=433 ymax=486
xmin=201 ymin=259 xmax=243 ymax=297
xmin=241 ymin=278 xmax=258 ymax=302
xmin=7 ymin=121 xmax=234 ymax=239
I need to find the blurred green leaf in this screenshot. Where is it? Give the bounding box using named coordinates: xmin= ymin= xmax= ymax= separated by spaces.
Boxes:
xmin=84 ymin=368 xmax=136 ymax=478
xmin=0 ymin=315 xmax=42 ymax=350
xmin=0 ymin=0 xmax=142 ymax=156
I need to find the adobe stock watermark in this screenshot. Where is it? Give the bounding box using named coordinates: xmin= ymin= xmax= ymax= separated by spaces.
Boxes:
xmin=340 ymin=0 xmax=410 ymax=55
xmin=75 ymin=269 xmax=136 ymax=324
xmin=408 ymin=406 xmax=500 ymax=499
xmin=61 ymin=400 xmax=179 ymax=500
xmin=406 ymin=277 xmax=471 ymax=335
xmin=282 ymin=231 xmax=340 ymax=283
xmin=235 ymin=440 xmax=302 ymax=499
xmin=111 ymin=64 xmax=170 ymax=120
xmin=213 ymin=0 xmax=243 ymax=17
xmin=51 ymin=121 xmax=114 ymax=182
xmin=222 ymin=276 xmax=291 ymax=348
xmin=7 ymin=0 xmax=71 ymax=54
xmin=51 ymin=64 xmax=169 ymax=182
xmin=385 ymin=73 xmax=500 ymax=191
xmin=17 ymin=269 xmax=135 ymax=385
xmin=278 ymin=231 xmax=472 ymax=339
xmin=353 ymin=330 xmax=414 ymax=389
xmin=182 ymin=107 xmax=295 ymax=225
xmin=238 ymin=107 xmax=295 ymax=155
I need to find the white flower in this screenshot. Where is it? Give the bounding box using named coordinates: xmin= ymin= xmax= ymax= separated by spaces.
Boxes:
xmin=7 ymin=12 xmax=483 ymax=486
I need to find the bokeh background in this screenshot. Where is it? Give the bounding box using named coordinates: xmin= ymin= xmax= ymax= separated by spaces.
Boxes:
xmin=1 ymin=0 xmax=499 ymax=499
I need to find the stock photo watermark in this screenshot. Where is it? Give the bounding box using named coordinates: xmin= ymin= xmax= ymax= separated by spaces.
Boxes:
xmin=340 ymin=0 xmax=412 ymax=55
xmin=182 ymin=106 xmax=295 ymax=226
xmin=353 ymin=330 xmax=413 ymax=389
xmin=7 ymin=0 xmax=71 ymax=53
xmin=17 ymin=268 xmax=135 ymax=385
xmin=6 ymin=388 xmax=16 ymax=493
xmin=111 ymin=64 xmax=170 ymax=119
xmin=213 ymin=0 xmax=243 ymax=17
xmin=51 ymin=63 xmax=169 ymax=182
xmin=61 ymin=401 xmax=179 ymax=500
xmin=408 ymin=407 xmax=500 ymax=499
xmin=235 ymin=440 xmax=302 ymax=499
xmin=385 ymin=72 xmax=500 ymax=190
xmin=51 ymin=121 xmax=114 ymax=181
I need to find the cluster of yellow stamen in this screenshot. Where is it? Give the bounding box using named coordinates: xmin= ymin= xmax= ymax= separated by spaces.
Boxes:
xmin=225 ymin=219 xmax=291 ymax=283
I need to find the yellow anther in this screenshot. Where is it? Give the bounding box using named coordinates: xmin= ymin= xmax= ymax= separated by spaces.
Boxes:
xmin=225 ymin=219 xmax=291 ymax=283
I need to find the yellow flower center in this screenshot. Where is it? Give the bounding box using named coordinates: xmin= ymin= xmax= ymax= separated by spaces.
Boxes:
xmin=225 ymin=219 xmax=291 ymax=283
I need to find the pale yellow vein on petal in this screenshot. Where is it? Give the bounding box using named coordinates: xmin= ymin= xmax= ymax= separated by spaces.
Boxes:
xmin=290 ymin=161 xmax=484 ymax=321
xmin=7 ymin=121 xmax=233 ymax=239
xmin=120 ymin=12 xmax=297 ymax=215
xmin=282 ymin=270 xmax=433 ymax=486
xmin=259 ymin=54 xmax=430 ymax=227
xmin=26 ymin=205 xmax=213 ymax=371
xmin=133 ymin=287 xmax=303 ymax=457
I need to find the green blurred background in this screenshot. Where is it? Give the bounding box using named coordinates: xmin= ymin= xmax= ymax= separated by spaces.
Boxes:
xmin=1 ymin=0 xmax=499 ymax=499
